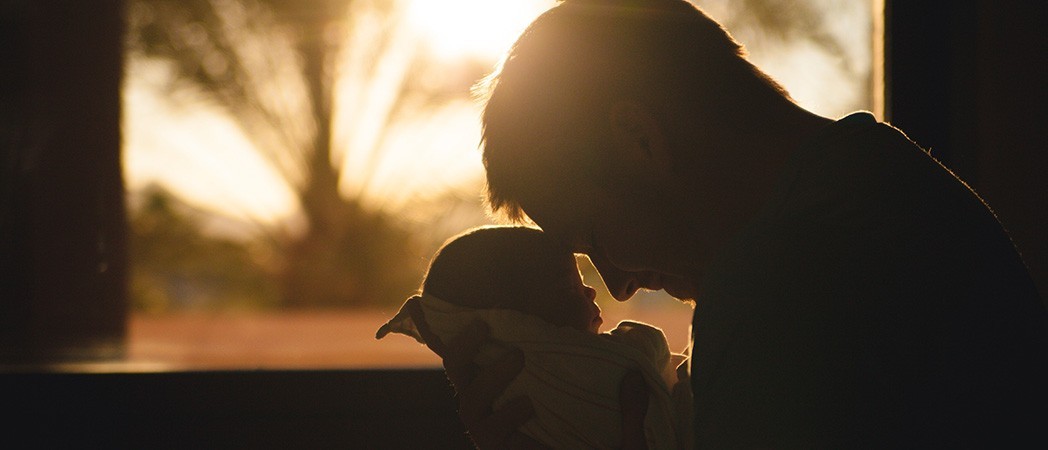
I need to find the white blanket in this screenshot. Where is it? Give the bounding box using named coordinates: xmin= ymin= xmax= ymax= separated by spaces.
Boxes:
xmin=377 ymin=294 xmax=692 ymax=449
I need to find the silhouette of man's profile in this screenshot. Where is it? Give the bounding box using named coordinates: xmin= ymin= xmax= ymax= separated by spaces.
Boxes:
xmin=434 ymin=0 xmax=1048 ymax=448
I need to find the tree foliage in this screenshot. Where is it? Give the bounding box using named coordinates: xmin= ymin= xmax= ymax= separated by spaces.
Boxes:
xmin=123 ymin=0 xmax=865 ymax=311
xmin=129 ymin=185 xmax=281 ymax=312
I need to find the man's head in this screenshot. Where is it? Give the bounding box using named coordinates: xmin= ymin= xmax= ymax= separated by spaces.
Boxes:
xmin=478 ymin=0 xmax=789 ymax=221
xmin=422 ymin=226 xmax=602 ymax=333
xmin=476 ymin=0 xmax=793 ymax=300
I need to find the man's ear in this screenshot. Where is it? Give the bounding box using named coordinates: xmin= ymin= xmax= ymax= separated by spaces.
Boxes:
xmin=607 ymin=101 xmax=673 ymax=172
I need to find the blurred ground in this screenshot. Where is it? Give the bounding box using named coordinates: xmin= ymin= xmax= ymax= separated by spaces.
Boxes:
xmin=126 ymin=303 xmax=694 ymax=370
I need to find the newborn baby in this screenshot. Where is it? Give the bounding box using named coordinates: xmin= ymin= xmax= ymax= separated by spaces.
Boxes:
xmin=377 ymin=226 xmax=692 ymax=449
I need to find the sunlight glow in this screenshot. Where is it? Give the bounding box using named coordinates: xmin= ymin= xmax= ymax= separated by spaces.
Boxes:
xmin=123 ymin=60 xmax=298 ymax=231
xmin=361 ymin=101 xmax=488 ymax=208
xmin=118 ymin=0 xmax=876 ymax=364
xmin=699 ymin=0 xmax=873 ymax=119
xmin=124 ymin=1 xmax=557 ymax=229
xmin=123 ymin=0 xmax=873 ymax=232
xmin=405 ymin=0 xmax=554 ymax=60
xmin=333 ymin=0 xmax=554 ymax=212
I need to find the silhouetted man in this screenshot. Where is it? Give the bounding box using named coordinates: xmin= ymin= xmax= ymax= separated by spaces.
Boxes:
xmin=437 ymin=0 xmax=1048 ymax=447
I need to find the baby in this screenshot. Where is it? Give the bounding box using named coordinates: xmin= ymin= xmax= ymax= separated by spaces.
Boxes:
xmin=377 ymin=226 xmax=691 ymax=449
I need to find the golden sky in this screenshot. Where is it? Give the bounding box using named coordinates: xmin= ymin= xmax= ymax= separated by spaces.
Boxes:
xmin=122 ymin=0 xmax=873 ymax=232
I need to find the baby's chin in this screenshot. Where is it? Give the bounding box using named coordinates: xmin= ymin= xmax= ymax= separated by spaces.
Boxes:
xmin=587 ymin=315 xmax=603 ymax=334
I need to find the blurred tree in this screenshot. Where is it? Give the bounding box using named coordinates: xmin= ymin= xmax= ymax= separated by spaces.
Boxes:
xmin=698 ymin=0 xmax=872 ymax=112
xmin=697 ymin=0 xmax=855 ymax=69
xmin=124 ymin=0 xmax=865 ymax=311
xmin=129 ymin=185 xmax=282 ymax=312
xmin=125 ymin=0 xmax=483 ymax=308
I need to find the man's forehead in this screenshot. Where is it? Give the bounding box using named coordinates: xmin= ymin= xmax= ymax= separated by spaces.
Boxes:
xmin=526 ymin=213 xmax=592 ymax=254
xmin=522 ymin=182 xmax=605 ymax=244
xmin=520 ymin=199 xmax=583 ymax=237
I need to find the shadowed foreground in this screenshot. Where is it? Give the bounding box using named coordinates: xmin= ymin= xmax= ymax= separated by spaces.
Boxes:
xmin=2 ymin=369 xmax=471 ymax=449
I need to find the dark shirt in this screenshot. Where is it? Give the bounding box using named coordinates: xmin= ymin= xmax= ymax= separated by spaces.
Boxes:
xmin=691 ymin=112 xmax=1048 ymax=448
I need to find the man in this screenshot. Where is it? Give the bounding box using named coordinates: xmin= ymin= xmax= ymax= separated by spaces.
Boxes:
xmin=434 ymin=0 xmax=1048 ymax=447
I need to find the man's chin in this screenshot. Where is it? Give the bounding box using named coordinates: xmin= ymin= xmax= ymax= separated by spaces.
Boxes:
xmin=661 ymin=275 xmax=699 ymax=301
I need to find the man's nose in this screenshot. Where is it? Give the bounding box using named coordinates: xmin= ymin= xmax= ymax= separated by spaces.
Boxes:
xmin=589 ymin=253 xmax=638 ymax=301
xmin=584 ymin=285 xmax=597 ymax=301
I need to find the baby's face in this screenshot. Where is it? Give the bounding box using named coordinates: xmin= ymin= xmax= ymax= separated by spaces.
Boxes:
xmin=531 ymin=256 xmax=602 ymax=333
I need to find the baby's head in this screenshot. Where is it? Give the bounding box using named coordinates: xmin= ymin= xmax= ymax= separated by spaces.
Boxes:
xmin=422 ymin=226 xmax=602 ymax=333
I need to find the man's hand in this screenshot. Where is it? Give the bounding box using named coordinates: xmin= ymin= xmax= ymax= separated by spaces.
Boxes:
xmin=444 ymin=322 xmax=541 ymax=448
xmin=407 ymin=303 xmax=544 ymax=449
xmin=407 ymin=299 xmax=648 ymax=449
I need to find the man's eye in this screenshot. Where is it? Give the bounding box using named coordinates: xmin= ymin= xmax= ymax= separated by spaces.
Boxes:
xmin=587 ymin=231 xmax=600 ymax=252
xmin=570 ymin=234 xmax=592 ymax=253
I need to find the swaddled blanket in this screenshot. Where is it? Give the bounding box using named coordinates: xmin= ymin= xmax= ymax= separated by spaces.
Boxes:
xmin=376 ymin=294 xmax=692 ymax=449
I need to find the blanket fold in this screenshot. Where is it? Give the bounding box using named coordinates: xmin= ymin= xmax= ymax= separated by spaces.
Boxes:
xmin=377 ymin=294 xmax=691 ymax=449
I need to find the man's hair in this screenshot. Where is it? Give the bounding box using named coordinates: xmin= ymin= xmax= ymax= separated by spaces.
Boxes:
xmin=422 ymin=226 xmax=572 ymax=310
xmin=476 ymin=0 xmax=790 ymax=223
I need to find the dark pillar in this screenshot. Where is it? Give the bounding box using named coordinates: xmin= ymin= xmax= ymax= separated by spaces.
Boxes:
xmin=886 ymin=0 xmax=1048 ymax=302
xmin=884 ymin=0 xmax=979 ymax=179
xmin=0 ymin=0 xmax=128 ymax=363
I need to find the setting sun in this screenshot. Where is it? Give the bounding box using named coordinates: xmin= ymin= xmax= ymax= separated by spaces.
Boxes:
xmin=125 ymin=0 xmax=557 ymax=229
xmin=406 ymin=0 xmax=554 ymax=60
